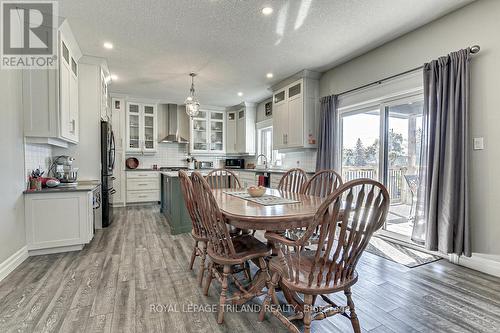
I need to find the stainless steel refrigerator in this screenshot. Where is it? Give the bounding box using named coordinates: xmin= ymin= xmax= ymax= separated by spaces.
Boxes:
xmin=101 ymin=120 xmax=116 ymax=227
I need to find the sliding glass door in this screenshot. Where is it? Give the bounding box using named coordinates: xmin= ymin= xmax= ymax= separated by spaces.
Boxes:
xmin=339 ymin=95 xmax=423 ymax=242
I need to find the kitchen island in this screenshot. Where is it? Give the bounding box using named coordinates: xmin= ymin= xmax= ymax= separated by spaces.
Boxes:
xmin=160 ymin=171 xmax=211 ymax=235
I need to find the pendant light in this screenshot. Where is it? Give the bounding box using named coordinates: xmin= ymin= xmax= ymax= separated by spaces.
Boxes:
xmin=185 ymin=73 xmax=200 ymax=117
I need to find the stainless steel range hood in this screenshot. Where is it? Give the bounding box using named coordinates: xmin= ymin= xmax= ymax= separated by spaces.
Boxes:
xmin=158 ymin=104 xmax=189 ymax=143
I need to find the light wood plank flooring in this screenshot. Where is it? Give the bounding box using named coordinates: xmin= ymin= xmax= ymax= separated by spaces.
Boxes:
xmin=1 ymin=206 xmax=500 ymax=332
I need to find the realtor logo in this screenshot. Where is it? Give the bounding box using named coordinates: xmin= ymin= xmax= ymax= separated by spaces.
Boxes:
xmin=1 ymin=1 xmax=57 ymax=69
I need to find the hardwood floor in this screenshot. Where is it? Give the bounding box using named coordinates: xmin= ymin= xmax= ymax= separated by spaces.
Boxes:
xmin=1 ymin=205 xmax=500 ymax=333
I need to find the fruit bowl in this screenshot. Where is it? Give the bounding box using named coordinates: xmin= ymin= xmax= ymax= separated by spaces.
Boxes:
xmin=247 ymin=186 xmax=266 ymax=197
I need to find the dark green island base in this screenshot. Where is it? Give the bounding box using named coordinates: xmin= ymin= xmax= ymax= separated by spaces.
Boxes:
xmin=160 ymin=173 xmax=192 ymax=235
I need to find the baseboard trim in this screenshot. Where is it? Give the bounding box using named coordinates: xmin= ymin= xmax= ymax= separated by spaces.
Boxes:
xmin=449 ymin=253 xmax=500 ymax=277
xmin=0 ymin=246 xmax=28 ymax=282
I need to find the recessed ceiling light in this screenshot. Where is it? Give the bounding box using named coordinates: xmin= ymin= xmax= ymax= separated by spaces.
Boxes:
xmin=110 ymin=74 xmax=118 ymax=81
xmin=262 ymin=7 xmax=273 ymax=15
xmin=266 ymin=73 xmax=274 ymax=79
xmin=237 ymin=92 xmax=243 ymax=97
xmin=103 ymin=42 xmax=113 ymax=49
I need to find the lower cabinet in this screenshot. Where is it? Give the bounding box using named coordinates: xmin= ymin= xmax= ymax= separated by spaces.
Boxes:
xmin=270 ymin=173 xmax=282 ymax=189
xmin=126 ymin=171 xmax=160 ymax=203
xmin=24 ymin=191 xmax=94 ymax=255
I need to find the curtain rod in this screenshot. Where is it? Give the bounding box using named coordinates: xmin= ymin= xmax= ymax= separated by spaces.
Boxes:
xmin=336 ymin=45 xmax=480 ymax=97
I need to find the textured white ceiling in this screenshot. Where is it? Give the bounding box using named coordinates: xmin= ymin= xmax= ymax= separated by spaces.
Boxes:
xmin=59 ymin=0 xmax=474 ymax=106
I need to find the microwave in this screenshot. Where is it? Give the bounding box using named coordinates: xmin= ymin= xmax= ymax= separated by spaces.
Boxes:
xmin=225 ymin=158 xmax=245 ymax=169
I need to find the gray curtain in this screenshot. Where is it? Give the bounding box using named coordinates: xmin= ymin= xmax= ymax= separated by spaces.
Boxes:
xmin=315 ymin=95 xmax=338 ymax=171
xmin=412 ymin=48 xmax=471 ymax=256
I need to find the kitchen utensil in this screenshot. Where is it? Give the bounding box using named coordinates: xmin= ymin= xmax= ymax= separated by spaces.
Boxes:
xmin=247 ymin=186 xmax=266 ymax=197
xmin=46 ymin=179 xmax=60 ymax=187
xmin=126 ymin=157 xmax=139 ymax=169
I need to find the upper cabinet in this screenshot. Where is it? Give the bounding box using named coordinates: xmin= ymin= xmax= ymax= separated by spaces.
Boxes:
xmin=23 ymin=20 xmax=82 ymax=148
xmin=190 ymin=108 xmax=226 ymax=154
xmin=226 ymin=103 xmax=256 ymax=154
xmin=126 ymin=102 xmax=157 ymax=154
xmin=272 ymin=71 xmax=320 ymax=150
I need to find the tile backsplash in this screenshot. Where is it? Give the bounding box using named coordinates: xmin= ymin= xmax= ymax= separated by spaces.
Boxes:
xmin=280 ymin=150 xmax=317 ymax=171
xmin=25 ymin=143 xmax=53 ymax=177
xmin=127 ymin=143 xmax=189 ymax=168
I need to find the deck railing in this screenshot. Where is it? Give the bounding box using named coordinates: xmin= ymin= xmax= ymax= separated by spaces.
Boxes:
xmin=342 ymin=167 xmax=409 ymax=203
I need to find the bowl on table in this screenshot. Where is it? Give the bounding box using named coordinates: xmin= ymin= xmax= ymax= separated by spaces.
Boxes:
xmin=247 ymin=186 xmax=266 ymax=197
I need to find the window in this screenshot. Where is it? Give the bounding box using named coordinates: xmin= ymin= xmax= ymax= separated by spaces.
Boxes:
xmin=258 ymin=127 xmax=273 ymax=163
xmin=339 ymin=94 xmax=423 ymax=240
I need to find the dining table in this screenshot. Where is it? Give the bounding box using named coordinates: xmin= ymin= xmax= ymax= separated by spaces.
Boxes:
xmin=211 ymin=187 xmax=328 ymax=311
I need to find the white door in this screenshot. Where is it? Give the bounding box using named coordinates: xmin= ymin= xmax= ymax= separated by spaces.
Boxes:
xmin=126 ymin=102 xmax=141 ymax=152
xmin=142 ymin=104 xmax=157 ymax=153
xmin=209 ymin=111 xmax=225 ymax=153
xmin=68 ymin=57 xmax=79 ymax=141
xmin=226 ymin=111 xmax=237 ymax=153
xmin=287 ymin=81 xmax=303 ymax=148
xmin=191 ymin=110 xmax=208 ymax=153
xmin=59 ymin=39 xmax=72 ymax=141
xmin=272 ymin=89 xmax=287 ymax=149
xmin=236 ymin=109 xmax=245 ymax=153
xmin=112 ymin=98 xmax=125 ymax=150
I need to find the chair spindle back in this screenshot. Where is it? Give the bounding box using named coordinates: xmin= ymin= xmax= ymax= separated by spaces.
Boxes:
xmin=282 ymin=179 xmax=390 ymax=288
xmin=302 ymin=170 xmax=343 ymax=198
xmin=190 ymin=172 xmax=236 ymax=258
xmin=179 ymin=170 xmax=206 ymax=238
xmin=206 ymin=168 xmax=242 ymax=189
xmin=278 ymin=168 xmax=308 ymax=193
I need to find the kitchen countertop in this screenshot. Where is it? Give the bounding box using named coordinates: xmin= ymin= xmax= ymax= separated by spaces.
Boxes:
xmin=126 ymin=167 xmax=187 ymax=172
xmin=23 ymin=181 xmax=101 ymax=194
xmin=239 ymin=168 xmax=316 ymax=174
xmin=161 ymin=168 xmax=315 ymax=177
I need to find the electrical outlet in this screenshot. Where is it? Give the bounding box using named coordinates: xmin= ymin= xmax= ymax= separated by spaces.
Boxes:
xmin=473 ymin=137 xmax=484 ymax=150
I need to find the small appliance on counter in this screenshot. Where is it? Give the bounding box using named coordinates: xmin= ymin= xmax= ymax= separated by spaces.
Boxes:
xmin=195 ymin=161 xmax=213 ymax=169
xmin=48 ymin=155 xmax=79 ymax=187
xmin=225 ymin=158 xmax=245 ymax=169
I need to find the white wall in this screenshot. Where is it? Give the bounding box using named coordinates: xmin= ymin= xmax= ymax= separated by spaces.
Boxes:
xmin=0 ymin=70 xmax=27 ymax=264
xmin=320 ymin=0 xmax=500 ymax=257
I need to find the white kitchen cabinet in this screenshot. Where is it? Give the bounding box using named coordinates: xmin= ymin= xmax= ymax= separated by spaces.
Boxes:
xmin=24 ymin=191 xmax=94 ymax=255
xmin=190 ymin=108 xmax=226 ymax=154
xmin=126 ymin=102 xmax=157 ymax=154
xmin=226 ymin=111 xmax=237 ymax=154
xmin=272 ymin=71 xmax=320 ymax=150
xmin=226 ymin=102 xmax=256 ymax=154
xmin=23 ymin=20 xmax=82 ymax=148
xmin=126 ymin=171 xmax=160 ymax=203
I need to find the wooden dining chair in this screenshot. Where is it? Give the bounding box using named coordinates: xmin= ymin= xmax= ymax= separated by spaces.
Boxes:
xmin=302 ymin=169 xmax=343 ymax=197
xmin=286 ymin=169 xmax=344 ymax=243
xmin=190 ymin=171 xmax=272 ymax=324
xmin=206 ymin=168 xmax=242 ymax=189
xmin=179 ymin=170 xmax=208 ymax=287
xmin=259 ymin=179 xmax=390 ymax=333
xmin=278 ymin=168 xmax=308 ymax=193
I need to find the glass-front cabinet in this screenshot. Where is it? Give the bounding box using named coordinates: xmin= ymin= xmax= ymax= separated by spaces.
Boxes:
xmin=126 ymin=102 xmax=157 ymax=154
xmin=190 ymin=109 xmax=225 ymax=154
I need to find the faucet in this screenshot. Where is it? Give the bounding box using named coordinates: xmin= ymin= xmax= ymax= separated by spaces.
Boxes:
xmin=256 ymin=154 xmax=268 ymax=169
